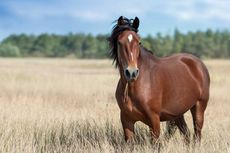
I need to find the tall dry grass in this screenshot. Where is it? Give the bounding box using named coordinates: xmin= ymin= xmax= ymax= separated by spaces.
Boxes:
xmin=0 ymin=58 xmax=229 ymax=153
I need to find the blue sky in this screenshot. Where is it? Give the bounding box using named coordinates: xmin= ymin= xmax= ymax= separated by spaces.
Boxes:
xmin=0 ymin=0 xmax=230 ymax=40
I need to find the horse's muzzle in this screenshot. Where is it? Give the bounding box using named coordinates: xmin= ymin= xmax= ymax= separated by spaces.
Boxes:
xmin=124 ymin=67 xmax=139 ymax=81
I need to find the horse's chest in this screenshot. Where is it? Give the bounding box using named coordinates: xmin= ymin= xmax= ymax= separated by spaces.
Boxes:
xmin=120 ymin=96 xmax=146 ymax=121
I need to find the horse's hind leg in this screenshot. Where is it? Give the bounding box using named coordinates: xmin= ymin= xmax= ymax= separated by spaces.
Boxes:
xmin=190 ymin=99 xmax=208 ymax=143
xmin=164 ymin=120 xmax=177 ymax=140
xmin=175 ymin=115 xmax=191 ymax=145
xmin=164 ymin=116 xmax=190 ymax=144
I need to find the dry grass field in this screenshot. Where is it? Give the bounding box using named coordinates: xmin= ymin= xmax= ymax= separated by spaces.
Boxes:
xmin=0 ymin=58 xmax=229 ymax=153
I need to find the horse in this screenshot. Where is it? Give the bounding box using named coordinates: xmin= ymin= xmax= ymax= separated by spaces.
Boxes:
xmin=108 ymin=16 xmax=210 ymax=144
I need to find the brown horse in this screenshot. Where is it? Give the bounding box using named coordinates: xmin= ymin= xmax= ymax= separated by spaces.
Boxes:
xmin=108 ymin=16 xmax=210 ymax=143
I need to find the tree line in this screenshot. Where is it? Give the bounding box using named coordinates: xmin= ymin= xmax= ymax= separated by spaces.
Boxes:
xmin=0 ymin=29 xmax=230 ymax=58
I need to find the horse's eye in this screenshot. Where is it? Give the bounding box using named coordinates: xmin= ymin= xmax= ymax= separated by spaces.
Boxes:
xmin=139 ymin=42 xmax=141 ymax=45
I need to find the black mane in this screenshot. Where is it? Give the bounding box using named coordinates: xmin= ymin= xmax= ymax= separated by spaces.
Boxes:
xmin=108 ymin=17 xmax=138 ymax=67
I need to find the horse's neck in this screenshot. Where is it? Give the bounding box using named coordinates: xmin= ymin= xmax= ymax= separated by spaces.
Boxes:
xmin=138 ymin=46 xmax=157 ymax=71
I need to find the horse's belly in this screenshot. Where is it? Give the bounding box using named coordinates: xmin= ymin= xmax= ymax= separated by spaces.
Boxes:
xmin=161 ymin=98 xmax=197 ymax=120
xmin=160 ymin=112 xmax=179 ymax=121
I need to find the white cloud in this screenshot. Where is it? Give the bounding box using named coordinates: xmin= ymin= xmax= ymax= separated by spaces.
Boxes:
xmin=6 ymin=0 xmax=153 ymax=22
xmin=159 ymin=0 xmax=230 ymax=21
xmin=72 ymin=10 xmax=110 ymax=21
xmin=4 ymin=0 xmax=230 ymax=23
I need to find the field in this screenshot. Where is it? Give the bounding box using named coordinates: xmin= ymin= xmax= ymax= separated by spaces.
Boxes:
xmin=0 ymin=58 xmax=229 ymax=153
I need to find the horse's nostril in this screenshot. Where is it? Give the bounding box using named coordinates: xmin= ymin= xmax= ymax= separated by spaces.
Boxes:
xmin=125 ymin=68 xmax=139 ymax=80
xmin=132 ymin=72 xmax=136 ymax=78
xmin=132 ymin=69 xmax=139 ymax=78
xmin=125 ymin=69 xmax=130 ymax=78
xmin=136 ymin=69 xmax=139 ymax=76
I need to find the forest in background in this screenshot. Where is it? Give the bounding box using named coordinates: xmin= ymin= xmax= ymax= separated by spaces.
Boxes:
xmin=0 ymin=29 xmax=230 ymax=58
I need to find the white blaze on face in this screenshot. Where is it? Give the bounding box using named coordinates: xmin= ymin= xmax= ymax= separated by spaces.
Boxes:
xmin=128 ymin=34 xmax=133 ymax=43
xmin=130 ymin=52 xmax=134 ymax=61
xmin=128 ymin=34 xmax=134 ymax=61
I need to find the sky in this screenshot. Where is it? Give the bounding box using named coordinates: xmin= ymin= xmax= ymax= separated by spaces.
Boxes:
xmin=0 ymin=0 xmax=230 ymax=40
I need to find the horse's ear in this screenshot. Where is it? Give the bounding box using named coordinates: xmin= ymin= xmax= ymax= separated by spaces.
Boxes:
xmin=118 ymin=16 xmax=124 ymax=26
xmin=133 ymin=17 xmax=139 ymax=30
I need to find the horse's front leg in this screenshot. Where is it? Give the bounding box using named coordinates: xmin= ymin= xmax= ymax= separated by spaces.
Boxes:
xmin=148 ymin=113 xmax=160 ymax=140
xmin=143 ymin=101 xmax=161 ymax=140
xmin=146 ymin=112 xmax=161 ymax=153
xmin=148 ymin=113 xmax=161 ymax=152
xmin=120 ymin=112 xmax=135 ymax=142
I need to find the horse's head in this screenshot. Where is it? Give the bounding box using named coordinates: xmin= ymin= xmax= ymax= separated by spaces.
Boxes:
xmin=115 ymin=16 xmax=141 ymax=82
